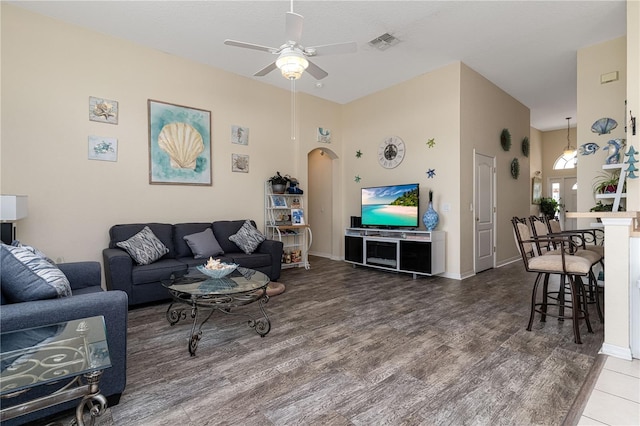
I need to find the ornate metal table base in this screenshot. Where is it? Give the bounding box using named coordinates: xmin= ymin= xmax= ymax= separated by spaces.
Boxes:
xmin=166 ymin=292 xmax=271 ymax=356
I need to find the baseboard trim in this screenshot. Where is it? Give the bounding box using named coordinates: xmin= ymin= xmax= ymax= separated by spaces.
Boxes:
xmin=562 ymin=353 xmax=607 ymax=426
xmin=600 ymin=343 xmax=633 ymax=360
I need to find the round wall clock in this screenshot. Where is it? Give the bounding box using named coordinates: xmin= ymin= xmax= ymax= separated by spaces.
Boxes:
xmin=378 ymin=136 xmax=406 ymax=169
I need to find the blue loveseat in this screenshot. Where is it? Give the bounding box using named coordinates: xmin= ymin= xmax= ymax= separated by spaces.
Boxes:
xmin=0 ymin=258 xmax=128 ymax=425
xmin=103 ymin=220 xmax=283 ymax=306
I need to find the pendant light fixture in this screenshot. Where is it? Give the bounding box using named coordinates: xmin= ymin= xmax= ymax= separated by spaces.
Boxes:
xmin=563 ymin=117 xmax=576 ymax=157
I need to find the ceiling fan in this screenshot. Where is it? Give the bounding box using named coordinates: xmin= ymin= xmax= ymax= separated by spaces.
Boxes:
xmin=224 ymin=2 xmax=357 ymax=81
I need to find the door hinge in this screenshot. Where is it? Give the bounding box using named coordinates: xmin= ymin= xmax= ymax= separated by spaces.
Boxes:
xmin=493 ymin=246 xmax=496 ymax=253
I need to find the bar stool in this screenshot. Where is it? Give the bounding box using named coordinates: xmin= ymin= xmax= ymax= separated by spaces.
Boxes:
xmin=512 ymin=217 xmax=593 ymax=344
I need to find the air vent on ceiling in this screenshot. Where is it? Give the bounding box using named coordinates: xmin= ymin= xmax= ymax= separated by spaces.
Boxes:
xmin=368 ymin=33 xmax=400 ymax=51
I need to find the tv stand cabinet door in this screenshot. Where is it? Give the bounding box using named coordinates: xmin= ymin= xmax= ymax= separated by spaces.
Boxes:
xmin=344 ymin=236 xmax=364 ymax=263
xmin=399 ymin=240 xmax=432 ymax=274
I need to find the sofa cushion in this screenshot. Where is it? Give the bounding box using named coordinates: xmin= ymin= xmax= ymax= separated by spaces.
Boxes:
xmin=227 ymin=252 xmax=272 ymax=270
xmin=183 ymin=228 xmax=224 ymax=259
xmin=0 ymin=244 xmax=72 ymax=303
xmin=116 ymin=226 xmax=169 ymax=265
xmin=228 ymin=220 xmax=266 ymax=254
xmin=173 ymin=223 xmax=213 ymax=258
xmin=109 ymin=223 xmax=175 ymax=258
xmin=131 ymin=259 xmax=188 ymax=286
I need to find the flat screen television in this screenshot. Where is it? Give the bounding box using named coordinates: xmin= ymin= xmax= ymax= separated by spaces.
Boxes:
xmin=361 ymin=183 xmax=419 ymax=228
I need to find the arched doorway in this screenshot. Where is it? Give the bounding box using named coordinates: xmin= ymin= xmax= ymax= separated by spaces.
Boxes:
xmin=307 ymin=148 xmax=337 ymax=259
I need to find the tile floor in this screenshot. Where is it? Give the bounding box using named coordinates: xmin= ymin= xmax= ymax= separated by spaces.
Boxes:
xmin=578 ymin=357 xmax=640 ymax=425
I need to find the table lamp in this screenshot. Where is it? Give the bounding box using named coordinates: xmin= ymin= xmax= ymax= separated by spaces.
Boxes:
xmin=1 ymin=195 xmax=28 ymax=244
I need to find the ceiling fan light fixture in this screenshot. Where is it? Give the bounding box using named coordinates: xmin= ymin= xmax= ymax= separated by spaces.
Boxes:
xmin=276 ymin=49 xmax=308 ymax=80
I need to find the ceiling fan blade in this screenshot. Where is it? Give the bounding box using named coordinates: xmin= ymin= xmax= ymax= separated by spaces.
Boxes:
xmin=306 ymin=41 xmax=357 ymax=57
xmin=305 ymin=60 xmax=328 ymax=80
xmin=285 ymin=12 xmax=304 ymax=43
xmin=254 ymin=62 xmax=278 ymax=77
xmin=224 ymin=39 xmax=278 ymax=53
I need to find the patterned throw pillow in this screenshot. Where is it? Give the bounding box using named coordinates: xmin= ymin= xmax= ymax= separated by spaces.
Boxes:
xmin=116 ymin=226 xmax=169 ymax=265
xmin=228 ymin=220 xmax=266 ymax=254
xmin=184 ymin=228 xmax=224 ymax=259
xmin=0 ymin=244 xmax=71 ymax=302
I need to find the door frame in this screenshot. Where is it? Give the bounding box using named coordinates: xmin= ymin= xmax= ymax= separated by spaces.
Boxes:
xmin=473 ymin=150 xmax=496 ymax=273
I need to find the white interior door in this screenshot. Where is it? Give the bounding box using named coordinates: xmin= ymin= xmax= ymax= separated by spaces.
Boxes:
xmin=474 ymin=152 xmax=495 ymax=272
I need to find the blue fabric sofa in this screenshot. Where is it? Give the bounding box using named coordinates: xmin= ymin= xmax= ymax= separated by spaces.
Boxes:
xmin=103 ymin=220 xmax=283 ymax=306
xmin=0 ymin=260 xmax=128 ymax=425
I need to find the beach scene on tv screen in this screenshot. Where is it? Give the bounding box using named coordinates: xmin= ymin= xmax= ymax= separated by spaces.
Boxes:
xmin=361 ymin=184 xmax=419 ymax=227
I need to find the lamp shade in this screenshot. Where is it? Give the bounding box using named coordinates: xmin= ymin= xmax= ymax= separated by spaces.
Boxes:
xmin=0 ymin=195 xmax=28 ymax=221
xmin=276 ymin=48 xmax=309 ymax=80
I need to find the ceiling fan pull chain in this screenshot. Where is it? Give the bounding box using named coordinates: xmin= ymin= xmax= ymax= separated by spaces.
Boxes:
xmin=291 ymin=79 xmax=297 ymax=140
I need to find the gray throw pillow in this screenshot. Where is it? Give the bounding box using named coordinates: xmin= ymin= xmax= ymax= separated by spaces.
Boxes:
xmin=183 ymin=228 xmax=224 ymax=259
xmin=0 ymin=244 xmax=71 ymax=302
xmin=228 ymin=220 xmax=266 ymax=254
xmin=116 ymin=226 xmax=169 ymax=265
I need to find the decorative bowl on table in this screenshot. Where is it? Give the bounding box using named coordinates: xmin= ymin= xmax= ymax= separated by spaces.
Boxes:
xmin=196 ymin=263 xmax=238 ymax=279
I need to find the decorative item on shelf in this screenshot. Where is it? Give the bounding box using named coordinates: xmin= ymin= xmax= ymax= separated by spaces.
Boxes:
xmin=422 ymin=190 xmax=439 ymax=231
xmin=624 ymin=146 xmax=638 ymax=179
xmin=603 ymin=138 xmax=626 ymax=164
xmin=500 ymin=129 xmax=511 ymax=151
xmin=426 ymin=138 xmax=435 ymax=148
xmin=539 ymin=197 xmax=559 ymax=219
xmin=268 ymin=172 xmax=289 ymax=194
xmin=426 ymin=168 xmax=436 ymax=178
xmin=510 ymin=158 xmax=520 ymax=179
xmin=579 ymin=142 xmax=599 ymax=156
xmin=521 ymin=137 xmax=529 ymax=157
xmin=591 ymin=117 xmax=617 ymax=135
xmin=589 ymin=201 xmax=615 ymax=213
xmin=286 ymin=176 xmax=304 ymax=194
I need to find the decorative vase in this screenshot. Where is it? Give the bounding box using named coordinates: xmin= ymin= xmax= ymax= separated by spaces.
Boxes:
xmin=271 ymin=183 xmax=286 ymax=194
xmin=423 ymin=191 xmax=439 ymax=231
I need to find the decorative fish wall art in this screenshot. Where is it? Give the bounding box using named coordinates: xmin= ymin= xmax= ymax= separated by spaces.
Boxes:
xmin=579 ymin=142 xmax=599 ymax=155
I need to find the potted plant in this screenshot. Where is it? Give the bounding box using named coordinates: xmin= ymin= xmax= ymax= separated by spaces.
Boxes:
xmin=539 ymin=197 xmax=559 ymax=219
xmin=592 ymin=169 xmax=624 ymax=194
xmin=268 ymin=172 xmax=289 ymax=194
xmin=589 ymin=201 xmax=614 ymax=212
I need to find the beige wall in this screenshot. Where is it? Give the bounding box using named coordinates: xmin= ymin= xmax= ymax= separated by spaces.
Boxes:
xmin=627 ymin=0 xmax=639 ymax=212
xmin=541 ymin=126 xmax=577 ymax=195
xmin=576 ymin=36 xmax=627 ymax=228
xmin=0 ymin=5 xmax=337 ymax=264
xmin=342 ymin=63 xmax=463 ymax=277
xmin=460 ymin=63 xmax=531 ymax=272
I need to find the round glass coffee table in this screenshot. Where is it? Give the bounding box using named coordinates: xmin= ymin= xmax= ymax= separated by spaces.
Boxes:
xmin=162 ymin=267 xmax=271 ymax=356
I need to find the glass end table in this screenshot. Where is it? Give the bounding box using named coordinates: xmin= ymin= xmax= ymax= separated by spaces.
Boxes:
xmin=0 ymin=316 xmax=111 ymax=426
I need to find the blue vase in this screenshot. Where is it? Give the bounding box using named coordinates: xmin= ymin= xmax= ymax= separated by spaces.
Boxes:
xmin=423 ymin=201 xmax=439 ymax=231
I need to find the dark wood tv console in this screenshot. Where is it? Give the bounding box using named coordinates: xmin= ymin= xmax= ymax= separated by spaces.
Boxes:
xmin=344 ymin=228 xmax=445 ymax=278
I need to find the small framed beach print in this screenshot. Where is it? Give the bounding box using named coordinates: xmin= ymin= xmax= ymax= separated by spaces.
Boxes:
xmin=232 ymin=153 xmax=249 ymax=173
xmin=317 ymin=127 xmax=331 ymax=143
xmin=88 ymin=136 xmax=118 ymax=162
xmin=270 ymin=195 xmax=287 ymax=208
xmin=231 ymin=125 xmax=249 ymax=145
xmin=89 ymin=96 xmax=118 ymax=124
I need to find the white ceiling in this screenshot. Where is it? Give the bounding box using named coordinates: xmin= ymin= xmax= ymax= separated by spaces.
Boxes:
xmin=10 ymin=1 xmax=627 ymax=131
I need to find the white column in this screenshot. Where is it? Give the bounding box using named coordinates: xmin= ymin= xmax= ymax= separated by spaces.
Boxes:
xmin=600 ymin=217 xmax=634 ymax=360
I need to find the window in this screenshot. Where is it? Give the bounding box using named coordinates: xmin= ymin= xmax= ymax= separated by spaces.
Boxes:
xmin=553 ymin=152 xmax=577 ymax=169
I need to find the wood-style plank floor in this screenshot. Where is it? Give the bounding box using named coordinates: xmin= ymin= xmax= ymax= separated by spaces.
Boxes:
xmin=54 ymin=256 xmax=604 ymax=425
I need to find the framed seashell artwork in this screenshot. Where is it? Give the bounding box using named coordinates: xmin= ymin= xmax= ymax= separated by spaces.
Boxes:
xmin=148 ymin=99 xmax=212 ymax=185
xmin=89 ymin=96 xmax=118 ymax=124
xmin=232 ymin=153 xmax=249 ymax=173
